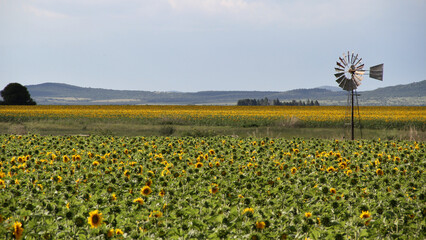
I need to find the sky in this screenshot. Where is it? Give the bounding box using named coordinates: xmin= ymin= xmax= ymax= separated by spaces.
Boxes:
xmin=1 ymin=0 xmax=425 ymax=92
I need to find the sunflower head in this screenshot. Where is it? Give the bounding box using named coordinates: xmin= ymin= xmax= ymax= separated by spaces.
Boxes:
xmin=255 ymin=221 xmax=266 ymax=229
xmin=149 ymin=211 xmax=163 ymax=218
xmin=88 ymin=210 xmax=103 ymax=228
xmin=133 ymin=198 xmax=144 ymax=205
xmin=376 ymin=169 xmax=384 ymax=176
xmin=195 ymin=162 xmax=203 ymax=168
xmin=305 ymin=212 xmax=312 ymax=218
xmin=209 ymin=183 xmax=219 ymax=195
xmin=107 ymin=229 xmax=115 ymax=238
xmin=13 ymin=221 xmax=24 ymax=240
xmin=291 ymin=167 xmax=297 ymax=174
xmin=242 ymin=208 xmax=254 ymax=216
xmin=159 ymin=189 xmax=165 ymax=197
xmin=141 ymin=186 xmax=152 ymax=196
xmin=330 ymin=188 xmax=337 ymax=194
xmin=360 ymin=210 xmax=371 ymax=219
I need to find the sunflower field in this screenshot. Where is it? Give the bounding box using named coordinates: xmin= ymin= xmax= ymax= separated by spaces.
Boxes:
xmin=0 ymin=134 xmax=424 ymax=239
xmin=0 ymin=105 xmax=424 ymax=129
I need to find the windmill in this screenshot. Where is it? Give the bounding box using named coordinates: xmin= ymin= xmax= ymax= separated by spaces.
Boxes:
xmin=334 ymin=51 xmax=383 ymax=140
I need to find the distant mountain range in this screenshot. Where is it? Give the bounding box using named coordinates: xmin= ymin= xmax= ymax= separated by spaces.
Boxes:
xmin=24 ymin=80 xmax=426 ymax=106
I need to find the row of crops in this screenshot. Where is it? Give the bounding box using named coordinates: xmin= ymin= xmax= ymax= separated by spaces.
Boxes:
xmin=0 ymin=105 xmax=424 ymax=129
xmin=0 ymin=135 xmax=424 ymax=239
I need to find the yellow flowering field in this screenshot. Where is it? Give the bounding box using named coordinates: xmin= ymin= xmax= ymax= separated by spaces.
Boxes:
xmin=0 ymin=135 xmax=424 ymax=239
xmin=0 ymin=105 xmax=424 ymax=129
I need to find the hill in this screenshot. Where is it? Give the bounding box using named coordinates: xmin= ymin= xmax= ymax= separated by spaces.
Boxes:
xmin=21 ymin=80 xmax=426 ymax=105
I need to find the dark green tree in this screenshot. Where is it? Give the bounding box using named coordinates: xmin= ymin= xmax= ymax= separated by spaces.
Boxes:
xmin=1 ymin=83 xmax=36 ymax=105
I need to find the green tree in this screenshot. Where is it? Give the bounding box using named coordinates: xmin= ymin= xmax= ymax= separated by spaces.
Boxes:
xmin=1 ymin=83 xmax=36 ymax=105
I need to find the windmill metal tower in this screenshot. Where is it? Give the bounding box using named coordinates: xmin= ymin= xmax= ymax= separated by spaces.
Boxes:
xmin=334 ymin=51 xmax=384 ymax=140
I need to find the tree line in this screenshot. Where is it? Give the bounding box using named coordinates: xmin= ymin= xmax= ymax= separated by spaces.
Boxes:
xmin=237 ymin=98 xmax=319 ymax=106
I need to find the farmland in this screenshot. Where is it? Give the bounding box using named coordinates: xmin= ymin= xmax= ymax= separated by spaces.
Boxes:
xmin=0 ymin=135 xmax=424 ymax=239
xmin=0 ymin=105 xmax=425 ymax=140
xmin=0 ymin=105 xmax=425 ymax=239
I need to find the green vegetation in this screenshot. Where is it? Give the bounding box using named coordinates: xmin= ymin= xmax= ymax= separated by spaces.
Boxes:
xmin=0 ymin=118 xmax=424 ymax=141
xmin=0 ymin=135 xmax=424 ymax=239
xmin=1 ymin=83 xmax=36 ymax=105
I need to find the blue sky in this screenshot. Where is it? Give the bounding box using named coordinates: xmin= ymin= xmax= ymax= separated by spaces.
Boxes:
xmin=1 ymin=0 xmax=425 ymax=92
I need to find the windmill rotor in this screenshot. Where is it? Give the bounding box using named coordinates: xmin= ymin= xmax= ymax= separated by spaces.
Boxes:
xmin=334 ymin=52 xmax=366 ymax=91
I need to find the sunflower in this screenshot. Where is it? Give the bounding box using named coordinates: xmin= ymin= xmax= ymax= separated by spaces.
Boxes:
xmin=107 ymin=229 xmax=115 ymax=238
xmin=255 ymin=221 xmax=266 ymax=229
xmin=133 ymin=198 xmax=144 ymax=205
xmin=88 ymin=210 xmax=103 ymax=228
xmin=305 ymin=212 xmax=312 ymax=218
xmin=360 ymin=211 xmax=371 ymax=219
xmin=291 ymin=167 xmax=297 ymax=174
xmin=115 ymin=229 xmax=124 ymax=235
xmin=209 ymin=183 xmax=219 ymax=194
xmin=149 ymin=211 xmax=163 ymax=218
xmin=13 ymin=221 xmax=24 ymax=240
xmin=146 ymin=178 xmax=152 ymax=187
xmin=111 ymin=193 xmax=117 ymax=201
xmin=330 ymin=188 xmax=336 ymax=194
xmin=159 ymin=189 xmax=165 ymax=197
xmin=92 ymin=161 xmax=100 ymax=166
xmin=326 ymin=166 xmax=336 ymax=173
xmin=376 ymin=169 xmax=384 ymax=176
xmin=141 ymin=186 xmax=152 ymax=196
xmin=242 ymin=208 xmax=254 ymax=215
xmin=195 ymin=162 xmax=203 ymax=168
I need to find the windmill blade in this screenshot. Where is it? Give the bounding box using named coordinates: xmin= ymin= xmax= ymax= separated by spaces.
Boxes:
xmin=353 ymin=75 xmax=362 ymax=86
xmin=355 ymin=71 xmax=365 ymax=77
xmin=343 ymin=81 xmax=353 ymax=91
xmin=336 ymin=61 xmax=345 ymax=69
xmin=334 ymin=72 xmax=345 ymax=78
xmin=369 ymin=63 xmax=384 ymax=81
xmin=355 ymin=70 xmax=365 ymax=75
xmin=345 ymin=79 xmax=357 ymax=91
xmin=336 ymin=75 xmax=346 ymax=84
xmin=352 ymin=54 xmax=359 ymax=66
xmin=354 ymin=57 xmax=363 ymax=67
xmin=353 ymin=79 xmax=361 ymax=87
xmin=350 ymin=52 xmax=355 ymax=64
xmin=339 ymin=78 xmax=348 ymax=89
xmin=335 ymin=67 xmax=345 ymax=72
xmin=339 ymin=57 xmax=347 ymax=66
xmin=347 ymin=51 xmax=350 ymax=64
xmin=355 ymin=64 xmax=364 ymax=70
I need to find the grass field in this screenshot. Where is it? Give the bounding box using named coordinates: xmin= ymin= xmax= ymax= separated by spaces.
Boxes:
xmin=0 ymin=105 xmax=425 ymax=140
